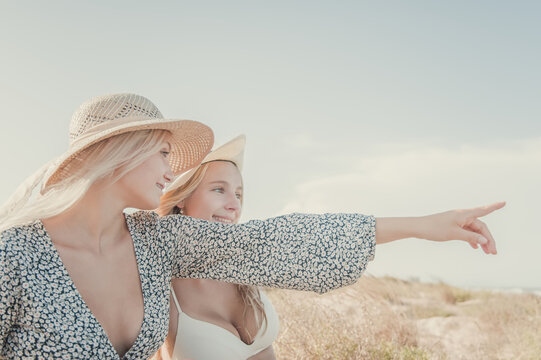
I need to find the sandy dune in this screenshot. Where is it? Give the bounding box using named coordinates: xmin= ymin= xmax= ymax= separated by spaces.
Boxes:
xmin=266 ymin=276 xmax=541 ymax=359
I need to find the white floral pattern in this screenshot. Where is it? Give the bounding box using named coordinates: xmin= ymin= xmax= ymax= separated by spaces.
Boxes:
xmin=0 ymin=211 xmax=375 ymax=359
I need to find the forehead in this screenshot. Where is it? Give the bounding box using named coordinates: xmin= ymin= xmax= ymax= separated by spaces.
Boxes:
xmin=202 ymin=161 xmax=243 ymax=186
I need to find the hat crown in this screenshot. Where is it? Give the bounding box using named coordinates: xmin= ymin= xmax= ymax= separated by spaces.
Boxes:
xmin=69 ymin=93 xmax=163 ymax=143
xmin=166 ymin=134 xmax=245 ymax=192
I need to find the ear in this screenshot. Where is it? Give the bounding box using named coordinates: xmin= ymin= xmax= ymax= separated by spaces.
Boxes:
xmin=176 ymin=200 xmax=185 ymax=210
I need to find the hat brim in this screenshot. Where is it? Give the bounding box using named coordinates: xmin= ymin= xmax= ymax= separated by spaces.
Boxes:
xmin=166 ymin=134 xmax=245 ymax=193
xmin=43 ymin=118 xmax=214 ymax=189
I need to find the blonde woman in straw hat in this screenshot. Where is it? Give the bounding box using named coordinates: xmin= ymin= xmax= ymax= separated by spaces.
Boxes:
xmin=0 ymin=93 xmax=504 ymax=359
xmin=154 ymin=135 xmax=279 ymax=360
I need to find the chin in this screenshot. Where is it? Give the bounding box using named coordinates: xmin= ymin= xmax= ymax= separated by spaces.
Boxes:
xmin=131 ymin=198 xmax=160 ymax=211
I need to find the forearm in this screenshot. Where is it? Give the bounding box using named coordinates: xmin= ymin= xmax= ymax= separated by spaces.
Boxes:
xmin=375 ymin=216 xmax=427 ymax=244
xmin=375 ymin=202 xmax=504 ymax=255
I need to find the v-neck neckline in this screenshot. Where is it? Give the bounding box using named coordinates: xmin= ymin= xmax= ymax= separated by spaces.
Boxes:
xmin=37 ymin=213 xmax=147 ymax=359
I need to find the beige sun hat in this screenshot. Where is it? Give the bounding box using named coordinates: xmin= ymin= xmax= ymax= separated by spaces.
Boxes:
xmin=166 ymin=134 xmax=245 ymax=193
xmin=42 ymin=93 xmax=214 ymax=189
xmin=0 ymin=93 xmax=214 ymax=218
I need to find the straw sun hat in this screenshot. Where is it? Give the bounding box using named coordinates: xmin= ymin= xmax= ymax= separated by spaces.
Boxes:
xmin=42 ymin=93 xmax=214 ymax=189
xmin=166 ymin=134 xmax=246 ymax=193
xmin=0 ymin=93 xmax=214 ymax=216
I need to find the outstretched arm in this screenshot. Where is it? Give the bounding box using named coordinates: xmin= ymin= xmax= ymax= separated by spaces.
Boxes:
xmin=375 ymin=202 xmax=505 ymax=254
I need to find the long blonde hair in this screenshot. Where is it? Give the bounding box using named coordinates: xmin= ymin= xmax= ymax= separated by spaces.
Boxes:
xmin=1 ymin=129 xmax=171 ymax=232
xmin=157 ymin=161 xmax=268 ymax=336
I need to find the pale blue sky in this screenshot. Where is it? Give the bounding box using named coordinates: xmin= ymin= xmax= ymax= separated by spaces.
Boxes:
xmin=1 ymin=1 xmax=539 ymax=289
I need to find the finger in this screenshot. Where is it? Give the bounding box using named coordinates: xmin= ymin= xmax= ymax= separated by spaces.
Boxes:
xmin=456 ymin=228 xmax=488 ymax=250
xmin=477 ymin=220 xmax=496 ymax=254
xmin=468 ymin=219 xmax=497 ymax=254
xmin=467 ymin=202 xmax=506 ymax=219
xmin=459 ymin=226 xmax=495 ymax=255
xmin=481 ymin=242 xmax=493 ymax=255
xmin=464 ymin=219 xmax=497 ymax=255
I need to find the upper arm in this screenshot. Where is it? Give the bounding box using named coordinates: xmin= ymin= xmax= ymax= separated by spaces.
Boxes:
xmin=0 ymin=239 xmax=21 ymax=348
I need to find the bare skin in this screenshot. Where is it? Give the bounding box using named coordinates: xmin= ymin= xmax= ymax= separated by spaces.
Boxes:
xmin=41 ymin=141 xmax=173 ymax=358
xmin=375 ymin=202 xmax=505 ymax=253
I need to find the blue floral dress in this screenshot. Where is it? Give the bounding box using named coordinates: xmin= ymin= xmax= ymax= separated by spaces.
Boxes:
xmin=0 ymin=211 xmax=375 ymax=359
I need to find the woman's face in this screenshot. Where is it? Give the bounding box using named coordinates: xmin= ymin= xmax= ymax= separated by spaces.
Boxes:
xmin=117 ymin=138 xmax=174 ymax=210
xmin=181 ymin=161 xmax=243 ymax=224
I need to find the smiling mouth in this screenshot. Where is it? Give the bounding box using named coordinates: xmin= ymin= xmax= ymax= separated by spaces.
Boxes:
xmin=212 ymin=216 xmax=234 ymax=224
xmin=156 ymin=183 xmax=165 ymax=191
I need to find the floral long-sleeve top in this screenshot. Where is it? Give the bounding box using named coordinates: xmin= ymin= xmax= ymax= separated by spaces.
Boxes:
xmin=0 ymin=211 xmax=376 ymax=359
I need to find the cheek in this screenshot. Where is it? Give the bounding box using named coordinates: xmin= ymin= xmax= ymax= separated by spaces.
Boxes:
xmin=185 ymin=194 xmax=218 ymax=218
xmin=185 ymin=205 xmax=210 ymax=220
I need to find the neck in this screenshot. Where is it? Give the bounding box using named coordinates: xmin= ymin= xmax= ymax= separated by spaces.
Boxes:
xmin=42 ymin=181 xmax=129 ymax=252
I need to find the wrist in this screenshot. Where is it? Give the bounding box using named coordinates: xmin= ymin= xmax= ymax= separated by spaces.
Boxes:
xmin=410 ymin=215 xmax=430 ymax=240
xmin=375 ymin=216 xmax=425 ymax=244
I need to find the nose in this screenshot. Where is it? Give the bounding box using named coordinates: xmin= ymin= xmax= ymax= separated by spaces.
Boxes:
xmin=225 ymin=194 xmax=241 ymax=213
xmin=164 ymin=166 xmax=174 ymax=183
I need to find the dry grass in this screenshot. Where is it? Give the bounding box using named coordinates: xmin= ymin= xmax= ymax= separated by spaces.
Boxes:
xmin=265 ymin=276 xmax=541 ymax=359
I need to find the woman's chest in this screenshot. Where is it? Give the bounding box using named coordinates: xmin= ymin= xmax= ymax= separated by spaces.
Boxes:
xmin=12 ymin=240 xmax=172 ymax=359
xmin=176 ymin=282 xmax=259 ymax=345
xmin=55 ymin=243 xmax=145 ymax=354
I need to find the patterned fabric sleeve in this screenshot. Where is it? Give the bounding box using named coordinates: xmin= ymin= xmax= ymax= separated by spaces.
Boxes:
xmin=159 ymin=212 xmax=376 ymax=294
xmin=0 ymin=235 xmax=21 ymax=349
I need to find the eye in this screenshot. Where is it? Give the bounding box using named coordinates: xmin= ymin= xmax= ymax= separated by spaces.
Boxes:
xmin=161 ymin=151 xmax=170 ymax=158
xmin=212 ymin=187 xmax=225 ymax=194
xmin=235 ymin=193 xmax=242 ymax=200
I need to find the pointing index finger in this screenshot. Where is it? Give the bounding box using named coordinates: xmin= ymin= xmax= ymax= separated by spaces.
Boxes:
xmin=469 ymin=202 xmax=506 ymax=218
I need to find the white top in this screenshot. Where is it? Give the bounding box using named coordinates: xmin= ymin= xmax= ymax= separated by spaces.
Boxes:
xmin=171 ymin=289 xmax=280 ymax=360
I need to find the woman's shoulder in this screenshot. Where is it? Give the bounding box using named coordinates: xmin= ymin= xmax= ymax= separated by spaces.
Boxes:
xmin=1 ymin=221 xmax=46 ymax=248
xmin=125 ymin=209 xmax=160 ymax=224
xmin=0 ymin=221 xmax=45 ymax=270
xmin=124 ymin=210 xmax=163 ymax=245
xmin=2 ymin=219 xmax=44 ymax=236
xmin=125 ymin=210 xmax=196 ymax=230
xmin=125 ymin=210 xmax=198 ymax=248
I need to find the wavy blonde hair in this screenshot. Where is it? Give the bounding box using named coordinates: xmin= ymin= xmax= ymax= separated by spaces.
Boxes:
xmin=1 ymin=129 xmax=171 ymax=232
xmin=157 ymin=161 xmax=268 ymax=337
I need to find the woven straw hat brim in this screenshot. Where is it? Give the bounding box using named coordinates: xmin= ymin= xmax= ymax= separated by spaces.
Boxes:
xmin=166 ymin=134 xmax=245 ymax=193
xmin=43 ymin=118 xmax=214 ymax=189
